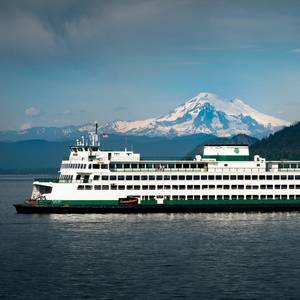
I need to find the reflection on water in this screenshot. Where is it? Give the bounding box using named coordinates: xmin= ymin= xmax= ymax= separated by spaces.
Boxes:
xmin=1 ymin=176 xmax=300 ymax=300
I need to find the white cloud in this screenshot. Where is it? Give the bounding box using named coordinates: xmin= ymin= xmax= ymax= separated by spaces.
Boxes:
xmin=25 ymin=106 xmax=40 ymax=117
xmin=289 ymin=48 xmax=300 ymax=53
xmin=20 ymin=122 xmax=32 ymax=130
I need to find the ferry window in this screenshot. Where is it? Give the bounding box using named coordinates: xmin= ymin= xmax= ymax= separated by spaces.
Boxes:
xmin=261 ymin=195 xmax=266 ymax=199
xmin=238 ymin=185 xmax=244 ymax=190
xmin=154 ymin=164 xmax=160 ymax=169
xmin=77 ymin=185 xmax=84 ymax=190
xmin=118 ymin=185 xmax=125 ymax=190
xmin=186 ymin=175 xmax=192 ymax=180
xmin=224 ymin=185 xmax=230 ymax=190
xmin=187 ymin=185 xmax=193 ymax=190
xmin=296 ymin=175 xmax=300 ymax=180
xmin=101 ymin=164 xmax=108 ymax=169
xmin=216 ymin=175 xmax=222 ymax=180
xmin=172 ymin=185 xmax=178 ymax=190
xmin=190 ymin=164 xmax=197 ymax=169
xmin=257 ymin=164 xmax=260 ymax=167
xmin=289 ymin=185 xmax=295 ymax=189
xmin=193 ymin=175 xmax=200 ymax=180
xmin=232 ymin=185 xmax=237 ymax=189
xmin=187 ymin=195 xmax=193 ymax=200
xmin=267 ymin=175 xmax=272 ymax=180
xmin=217 ymin=185 xmax=222 ymax=189
xmin=198 ymin=163 xmax=205 ymax=168
xmin=94 ymin=175 xmax=100 ymax=180
xmin=146 ymin=164 xmax=153 ymax=169
xmin=297 ymin=185 xmax=300 ymax=189
xmin=142 ymin=185 xmax=148 ymax=190
xmin=85 ymin=185 xmax=92 ymax=190
xmin=209 ymin=196 xmax=215 ymax=200
xmin=133 ymin=175 xmax=140 ymax=180
xmin=156 ymin=175 xmax=163 ymax=180
xmin=171 ymin=175 xmax=178 ymax=180
xmin=267 ymin=185 xmax=273 ymax=189
xmin=123 ymin=164 xmax=129 ymax=169
xmin=118 ymin=175 xmax=125 ymax=180
xmin=110 ymin=176 xmax=117 ymax=181
xmin=173 ymin=196 xmax=179 ymax=200
xmin=282 ymin=195 xmax=288 ymax=199
xmin=116 ymin=164 xmax=123 ymax=169
xmin=261 ymin=185 xmax=266 ymax=189
xmin=88 ymin=164 xmax=91 ymax=169
xmin=279 ymin=163 xmax=284 ymax=168
xmin=183 ymin=164 xmax=189 ymax=169
xmin=194 ymin=195 xmax=200 ymax=200
xmin=274 ymin=175 xmax=280 ymax=180
xmin=149 ymin=175 xmax=155 ymax=180
xmin=284 ymin=164 xmax=290 ymax=169
xmin=252 ymin=175 xmax=258 ymax=180
xmin=275 ymin=185 xmax=280 ymax=189
xmin=111 ymin=184 xmax=117 ymax=190
xmin=102 ymin=175 xmax=109 ymax=180
xmin=110 ymin=163 xmax=116 ymax=169
xmin=202 ymin=195 xmax=208 ymax=200
xmin=76 ymin=175 xmax=81 ymax=180
xmin=164 ymin=185 xmax=171 ymax=190
xmin=208 ymin=175 xmax=214 ymax=180
xmin=158 ymin=185 xmax=163 ymax=190
xmin=253 ymin=195 xmax=259 ymax=199
xmin=209 ymin=185 xmax=215 ymax=189
xmin=224 ymin=164 xmax=228 ymax=167
xmin=246 ymin=185 xmax=251 ymax=190
xmin=281 ymin=175 xmax=287 ymax=180
xmin=202 ymin=185 xmax=208 ymax=189
xmin=164 ymin=175 xmax=170 ymax=180
xmin=223 ymin=175 xmax=229 ymax=180
xmin=291 ymin=164 xmax=297 ymax=169
xmin=259 ymin=175 xmax=265 ymax=180
xmin=230 ymin=175 xmax=236 ymax=180
xmin=179 ymin=175 xmax=185 ymax=180
xmin=179 ymin=195 xmax=185 ymax=200
xmin=281 ymin=185 xmax=287 ymax=189
xmin=246 ymin=195 xmax=251 ymax=200
xmin=253 ymin=186 xmax=259 ymax=190
xmin=232 ymin=195 xmax=237 ymax=200
xmin=139 ymin=164 xmax=145 ymax=169
xmin=168 ymin=164 xmax=175 ymax=169
xmin=176 ymin=164 xmax=182 ymax=169
xmin=126 ymin=176 xmax=132 ymax=180
xmin=201 ymin=175 xmax=207 ymax=180
xmin=141 ymin=175 xmax=148 ymax=180
xmin=238 ymin=195 xmax=244 ymax=200
xmin=149 ymin=185 xmax=155 ymax=190
xmin=131 ymin=164 xmax=137 ymax=169
xmin=245 ymin=175 xmax=251 ymax=180
xmin=224 ymin=195 xmax=230 ymax=200
xmin=275 ymin=195 xmax=280 ymax=199
xmin=194 ymin=185 xmax=200 ymax=190
xmin=289 ymin=195 xmax=295 ymax=200
xmin=94 ymin=185 xmax=101 ymax=190
xmin=134 ymin=185 xmax=140 ymax=190
xmin=93 ymin=164 xmax=100 ymax=169
xmin=238 ymin=175 xmax=243 ymax=180
xmin=288 ymin=175 xmax=294 ymax=180
xmin=179 ymin=185 xmax=185 ymax=190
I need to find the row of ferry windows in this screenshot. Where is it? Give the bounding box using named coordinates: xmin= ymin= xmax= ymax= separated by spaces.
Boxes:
xmin=109 ymin=163 xmax=206 ymax=169
xmin=77 ymin=184 xmax=300 ymax=191
xmin=62 ymin=163 xmax=87 ymax=169
xmin=93 ymin=174 xmax=300 ymax=181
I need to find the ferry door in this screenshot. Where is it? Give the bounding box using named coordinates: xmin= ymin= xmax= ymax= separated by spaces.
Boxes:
xmin=83 ymin=175 xmax=90 ymax=183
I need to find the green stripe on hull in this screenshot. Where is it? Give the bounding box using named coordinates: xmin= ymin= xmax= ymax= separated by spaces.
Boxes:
xmin=202 ymin=155 xmax=250 ymax=161
xmin=39 ymin=199 xmax=300 ymax=206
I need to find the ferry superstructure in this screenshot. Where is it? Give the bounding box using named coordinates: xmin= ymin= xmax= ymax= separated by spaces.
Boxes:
xmin=14 ymin=128 xmax=300 ymax=213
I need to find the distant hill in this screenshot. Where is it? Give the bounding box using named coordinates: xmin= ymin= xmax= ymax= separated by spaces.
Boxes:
xmin=250 ymin=122 xmax=300 ymax=160
xmin=0 ymin=133 xmax=214 ymax=171
xmin=187 ymin=134 xmax=258 ymax=158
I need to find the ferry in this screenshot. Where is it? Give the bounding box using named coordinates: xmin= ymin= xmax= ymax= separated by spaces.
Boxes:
xmin=14 ymin=125 xmax=300 ymax=213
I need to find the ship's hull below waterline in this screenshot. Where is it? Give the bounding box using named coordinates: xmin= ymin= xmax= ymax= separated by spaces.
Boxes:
xmin=14 ymin=202 xmax=300 ymax=214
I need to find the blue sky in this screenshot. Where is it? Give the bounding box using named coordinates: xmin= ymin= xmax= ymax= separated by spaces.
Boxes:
xmin=1 ymin=0 xmax=300 ymax=130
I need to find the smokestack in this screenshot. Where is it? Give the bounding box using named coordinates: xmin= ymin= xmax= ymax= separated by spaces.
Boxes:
xmin=95 ymin=122 xmax=98 ymax=134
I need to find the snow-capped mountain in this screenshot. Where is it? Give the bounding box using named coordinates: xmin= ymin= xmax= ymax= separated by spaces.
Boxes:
xmin=101 ymin=92 xmax=290 ymax=138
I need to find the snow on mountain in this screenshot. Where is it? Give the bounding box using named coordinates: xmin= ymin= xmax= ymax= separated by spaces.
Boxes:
xmin=101 ymin=92 xmax=290 ymax=138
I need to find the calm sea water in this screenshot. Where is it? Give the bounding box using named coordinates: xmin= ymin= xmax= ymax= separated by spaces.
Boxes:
xmin=1 ymin=175 xmax=300 ymax=300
